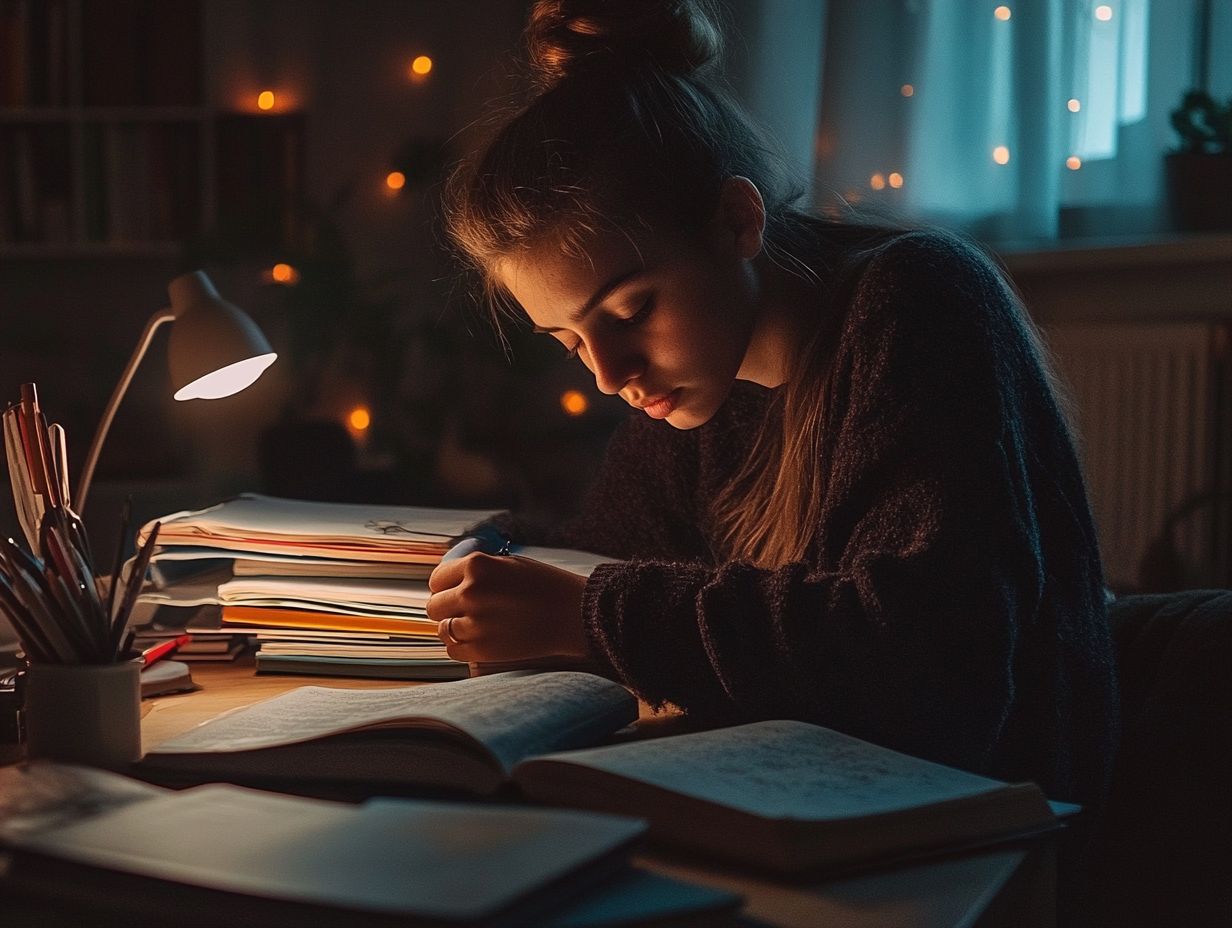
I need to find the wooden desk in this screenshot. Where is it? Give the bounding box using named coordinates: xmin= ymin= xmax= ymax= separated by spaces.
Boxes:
xmin=126 ymin=658 xmax=1057 ymax=928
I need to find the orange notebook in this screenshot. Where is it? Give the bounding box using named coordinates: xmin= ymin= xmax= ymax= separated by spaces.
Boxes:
xmin=221 ymin=606 xmax=438 ymax=636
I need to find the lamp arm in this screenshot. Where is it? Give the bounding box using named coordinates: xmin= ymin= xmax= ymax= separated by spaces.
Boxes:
xmin=75 ymin=309 xmax=176 ymax=511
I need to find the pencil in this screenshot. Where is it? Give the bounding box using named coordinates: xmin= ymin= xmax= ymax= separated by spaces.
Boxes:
xmin=16 ymin=386 xmax=46 ymax=497
xmin=0 ymin=539 xmax=83 ymax=663
xmin=109 ymin=521 xmax=160 ymax=660
xmin=105 ymin=498 xmax=132 ymax=631
xmin=0 ymin=570 xmax=53 ymax=662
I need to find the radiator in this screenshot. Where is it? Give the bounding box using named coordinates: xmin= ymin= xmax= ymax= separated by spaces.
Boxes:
xmin=1042 ymin=322 xmax=1227 ymax=592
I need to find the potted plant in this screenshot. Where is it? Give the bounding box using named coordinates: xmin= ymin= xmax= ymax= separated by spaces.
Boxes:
xmin=1165 ymin=91 xmax=1232 ymax=231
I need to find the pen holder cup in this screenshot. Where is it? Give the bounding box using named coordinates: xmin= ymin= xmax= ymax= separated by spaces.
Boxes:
xmin=22 ymin=660 xmax=142 ymax=767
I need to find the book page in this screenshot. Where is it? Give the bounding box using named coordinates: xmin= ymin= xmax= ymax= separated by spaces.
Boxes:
xmin=148 ymin=671 xmax=638 ymax=774
xmin=521 ymin=719 xmax=1015 ymax=821
xmin=511 ymin=546 xmax=616 ymax=577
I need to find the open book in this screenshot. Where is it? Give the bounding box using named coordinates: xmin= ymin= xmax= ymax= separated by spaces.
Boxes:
xmin=514 ymin=720 xmax=1073 ymax=874
xmin=0 ymin=763 xmax=653 ymax=928
xmin=137 ymin=672 xmax=1068 ymax=875
xmin=137 ymin=671 xmax=638 ymax=796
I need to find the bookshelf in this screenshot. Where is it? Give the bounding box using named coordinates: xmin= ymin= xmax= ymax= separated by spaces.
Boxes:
xmin=0 ymin=0 xmax=212 ymax=256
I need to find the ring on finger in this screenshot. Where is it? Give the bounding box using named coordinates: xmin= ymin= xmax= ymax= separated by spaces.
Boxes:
xmin=442 ymin=616 xmax=461 ymax=645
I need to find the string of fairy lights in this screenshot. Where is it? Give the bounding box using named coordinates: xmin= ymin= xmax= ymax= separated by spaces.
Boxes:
xmin=853 ymin=2 xmax=1119 ymax=202
xmin=241 ymin=5 xmax=1127 ymax=435
xmin=246 ymin=50 xmax=590 ymax=443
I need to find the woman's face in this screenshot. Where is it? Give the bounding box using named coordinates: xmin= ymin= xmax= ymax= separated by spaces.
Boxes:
xmin=495 ymin=225 xmax=758 ymax=430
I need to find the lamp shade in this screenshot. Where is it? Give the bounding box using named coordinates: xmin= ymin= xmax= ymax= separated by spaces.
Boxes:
xmin=167 ymin=271 xmax=277 ymax=401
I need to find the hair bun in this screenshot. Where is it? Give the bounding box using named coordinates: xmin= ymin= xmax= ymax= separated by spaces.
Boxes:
xmin=527 ymin=0 xmax=723 ymax=89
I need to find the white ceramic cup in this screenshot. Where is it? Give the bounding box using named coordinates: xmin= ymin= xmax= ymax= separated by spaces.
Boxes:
xmin=22 ymin=660 xmax=142 ymax=767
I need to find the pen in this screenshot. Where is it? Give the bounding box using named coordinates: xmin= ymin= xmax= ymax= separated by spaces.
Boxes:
xmin=48 ymin=423 xmax=71 ymax=509
xmin=440 ymin=526 xmax=513 ymax=562
xmin=141 ymin=634 xmax=191 ymax=668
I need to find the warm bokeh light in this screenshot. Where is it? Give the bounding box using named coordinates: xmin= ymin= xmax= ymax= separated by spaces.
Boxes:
xmin=993 ymin=145 xmax=1011 ymax=165
xmin=257 ymin=90 xmax=276 ymax=111
xmin=560 ymin=390 xmax=588 ymax=417
xmin=1095 ymin=5 xmax=1113 ymax=21
xmin=385 ymin=171 xmax=406 ymax=191
xmin=900 ymin=84 xmax=914 ymax=97
xmin=348 ymin=406 xmax=372 ymax=432
xmin=1068 ymin=98 xmax=1082 ymax=112
xmin=270 ymin=263 xmax=298 ymax=284
xmin=888 ymin=172 xmax=904 ymax=189
xmin=1066 ymin=155 xmax=1083 ymax=170
xmin=869 ymin=173 xmax=887 ymax=190
xmin=411 ymin=55 xmax=433 ymax=76
xmin=994 ymin=6 xmax=1012 ymax=21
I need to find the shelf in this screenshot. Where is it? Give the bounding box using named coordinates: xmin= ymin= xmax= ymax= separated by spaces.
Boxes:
xmin=0 ymin=241 xmax=182 ymax=258
xmin=999 ymin=232 xmax=1232 ymax=273
xmin=0 ymin=107 xmax=209 ymax=123
xmin=0 ymin=0 xmax=212 ymax=254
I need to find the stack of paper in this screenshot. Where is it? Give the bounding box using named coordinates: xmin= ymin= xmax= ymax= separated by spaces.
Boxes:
xmin=137 ymin=494 xmax=501 ymax=565
xmin=133 ymin=494 xmax=503 ymax=679
xmin=133 ymin=494 xmax=614 ymax=681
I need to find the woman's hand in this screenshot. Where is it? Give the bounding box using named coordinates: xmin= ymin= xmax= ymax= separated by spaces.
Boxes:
xmin=426 ymin=553 xmax=589 ymax=663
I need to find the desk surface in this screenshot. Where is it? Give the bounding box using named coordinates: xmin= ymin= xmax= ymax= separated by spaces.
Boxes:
xmin=3 ymin=659 xmax=1055 ymax=928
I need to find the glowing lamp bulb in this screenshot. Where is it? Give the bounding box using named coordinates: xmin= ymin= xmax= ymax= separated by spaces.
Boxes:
xmin=993 ymin=145 xmax=1011 ymax=165
xmin=1095 ymin=5 xmax=1113 ymax=21
xmin=270 ymin=263 xmax=298 ymax=284
xmin=411 ymin=55 xmax=433 ymax=76
xmin=174 ymin=354 xmax=278 ymax=401
xmin=1068 ymin=98 xmax=1082 ymax=113
xmin=900 ymin=84 xmax=914 ymax=97
xmin=1066 ymin=155 xmax=1082 ymax=170
xmin=888 ymin=172 xmax=904 ymax=189
xmin=561 ymin=390 xmax=588 ymax=416
xmin=348 ymin=406 xmax=372 ymax=432
xmin=257 ymin=90 xmax=276 ymax=111
xmin=869 ymin=173 xmax=886 ymax=191
xmin=994 ymin=6 xmax=1011 ymax=21
xmin=386 ymin=171 xmax=406 ymax=191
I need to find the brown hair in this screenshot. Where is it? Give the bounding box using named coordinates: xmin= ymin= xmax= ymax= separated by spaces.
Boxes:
xmin=445 ymin=0 xmax=901 ymax=566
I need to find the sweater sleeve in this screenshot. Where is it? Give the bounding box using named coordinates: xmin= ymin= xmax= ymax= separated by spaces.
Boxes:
xmin=583 ymin=235 xmax=1052 ymax=774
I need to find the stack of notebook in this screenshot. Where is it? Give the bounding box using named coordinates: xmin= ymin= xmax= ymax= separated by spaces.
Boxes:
xmin=131 ymin=494 xmax=504 ymax=680
xmin=131 ymin=494 xmax=613 ymax=681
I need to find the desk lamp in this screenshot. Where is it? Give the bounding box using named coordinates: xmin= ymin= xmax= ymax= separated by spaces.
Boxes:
xmin=75 ymin=270 xmax=277 ymax=509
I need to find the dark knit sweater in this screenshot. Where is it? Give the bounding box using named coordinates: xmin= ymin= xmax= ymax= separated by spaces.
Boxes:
xmin=507 ymin=231 xmax=1118 ymax=807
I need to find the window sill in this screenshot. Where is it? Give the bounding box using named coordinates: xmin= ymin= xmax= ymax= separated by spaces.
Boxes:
xmin=997 ymin=231 xmax=1232 ymax=324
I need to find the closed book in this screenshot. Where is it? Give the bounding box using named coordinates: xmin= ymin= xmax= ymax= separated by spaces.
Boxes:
xmin=0 ymin=764 xmax=645 ymax=928
xmin=139 ymin=659 xmax=197 ymax=698
xmin=222 ymin=605 xmax=438 ymax=636
xmin=255 ymin=652 xmax=469 ymax=682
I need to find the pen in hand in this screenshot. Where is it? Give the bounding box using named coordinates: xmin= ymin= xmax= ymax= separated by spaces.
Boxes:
xmin=439 ymin=526 xmax=512 ymax=562
xmin=435 ymin=527 xmax=511 ymax=679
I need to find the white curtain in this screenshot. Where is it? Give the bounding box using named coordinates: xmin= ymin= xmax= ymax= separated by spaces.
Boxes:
xmin=813 ymin=0 xmax=1228 ymax=244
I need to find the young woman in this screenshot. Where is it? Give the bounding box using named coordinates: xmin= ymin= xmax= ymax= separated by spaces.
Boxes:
xmin=427 ymin=0 xmax=1116 ymax=811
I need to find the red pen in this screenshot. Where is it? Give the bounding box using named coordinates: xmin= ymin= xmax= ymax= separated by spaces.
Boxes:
xmin=140 ymin=634 xmax=192 ymax=668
